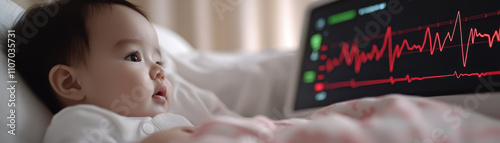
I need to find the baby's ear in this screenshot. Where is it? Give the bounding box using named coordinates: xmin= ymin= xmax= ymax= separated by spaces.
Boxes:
xmin=48 ymin=64 xmax=85 ymax=101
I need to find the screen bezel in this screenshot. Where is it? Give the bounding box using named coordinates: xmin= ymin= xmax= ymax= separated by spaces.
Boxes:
xmin=284 ymin=0 xmax=338 ymax=118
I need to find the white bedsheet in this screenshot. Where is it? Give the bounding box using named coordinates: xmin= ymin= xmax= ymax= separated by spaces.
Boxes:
xmin=169 ymin=50 xmax=297 ymax=118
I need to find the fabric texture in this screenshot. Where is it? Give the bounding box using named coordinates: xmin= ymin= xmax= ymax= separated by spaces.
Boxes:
xmin=43 ymin=104 xmax=193 ymax=143
xmin=175 ymin=94 xmax=500 ymax=143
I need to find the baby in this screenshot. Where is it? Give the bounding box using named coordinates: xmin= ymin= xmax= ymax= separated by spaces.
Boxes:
xmin=12 ymin=0 xmax=195 ymax=142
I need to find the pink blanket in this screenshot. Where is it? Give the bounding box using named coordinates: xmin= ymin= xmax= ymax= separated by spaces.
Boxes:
xmin=177 ymin=95 xmax=500 ymax=143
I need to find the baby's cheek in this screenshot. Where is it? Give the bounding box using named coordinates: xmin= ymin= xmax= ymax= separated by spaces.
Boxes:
xmin=165 ymin=79 xmax=174 ymax=101
xmin=111 ymin=68 xmax=145 ymax=88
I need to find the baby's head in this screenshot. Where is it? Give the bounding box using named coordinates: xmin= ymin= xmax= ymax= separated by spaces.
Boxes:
xmin=13 ymin=0 xmax=173 ymax=117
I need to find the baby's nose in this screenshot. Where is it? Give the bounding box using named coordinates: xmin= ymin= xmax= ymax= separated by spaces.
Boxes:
xmin=150 ymin=65 xmax=166 ymax=81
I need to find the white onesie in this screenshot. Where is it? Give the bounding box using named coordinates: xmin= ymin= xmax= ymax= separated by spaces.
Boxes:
xmin=43 ymin=104 xmax=193 ymax=143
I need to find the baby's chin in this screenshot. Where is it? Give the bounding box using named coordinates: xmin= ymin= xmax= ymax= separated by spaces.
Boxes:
xmin=148 ymin=106 xmax=170 ymax=117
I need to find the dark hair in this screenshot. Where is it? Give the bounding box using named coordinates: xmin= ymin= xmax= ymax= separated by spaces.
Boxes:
xmin=10 ymin=0 xmax=148 ymax=114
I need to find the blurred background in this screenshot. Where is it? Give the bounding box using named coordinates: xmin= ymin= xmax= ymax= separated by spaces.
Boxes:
xmin=12 ymin=0 xmax=318 ymax=53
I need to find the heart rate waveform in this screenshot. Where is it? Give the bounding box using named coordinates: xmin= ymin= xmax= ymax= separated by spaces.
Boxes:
xmin=325 ymin=11 xmax=500 ymax=74
xmin=322 ymin=11 xmax=500 ymax=90
xmin=325 ymin=70 xmax=500 ymax=90
xmin=327 ymin=10 xmax=500 ymax=49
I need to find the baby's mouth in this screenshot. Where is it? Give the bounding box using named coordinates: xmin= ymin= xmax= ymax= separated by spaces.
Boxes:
xmin=152 ymin=85 xmax=167 ymax=103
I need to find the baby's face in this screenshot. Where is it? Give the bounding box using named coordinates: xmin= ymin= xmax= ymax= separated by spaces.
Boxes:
xmin=75 ymin=4 xmax=172 ymax=117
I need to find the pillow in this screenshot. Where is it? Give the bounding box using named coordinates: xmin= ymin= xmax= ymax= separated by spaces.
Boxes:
xmin=0 ymin=0 xmax=23 ymax=37
xmin=171 ymin=51 xmax=297 ymax=118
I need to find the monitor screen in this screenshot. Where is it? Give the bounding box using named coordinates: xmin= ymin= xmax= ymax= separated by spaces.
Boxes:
xmin=295 ymin=0 xmax=500 ymax=110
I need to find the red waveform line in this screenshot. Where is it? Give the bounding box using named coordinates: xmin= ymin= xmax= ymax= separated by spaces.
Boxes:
xmin=325 ymin=70 xmax=500 ymax=90
xmin=398 ymin=40 xmax=491 ymax=57
xmin=325 ymin=11 xmax=500 ymax=74
xmin=329 ymin=10 xmax=500 ymax=49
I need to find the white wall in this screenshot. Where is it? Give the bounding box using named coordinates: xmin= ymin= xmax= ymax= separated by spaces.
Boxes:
xmin=129 ymin=0 xmax=317 ymax=53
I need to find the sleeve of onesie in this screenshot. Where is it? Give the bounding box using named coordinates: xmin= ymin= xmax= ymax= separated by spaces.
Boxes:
xmin=43 ymin=105 xmax=136 ymax=143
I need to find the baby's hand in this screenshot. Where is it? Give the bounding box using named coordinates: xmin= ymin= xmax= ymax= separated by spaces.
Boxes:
xmin=141 ymin=127 xmax=195 ymax=143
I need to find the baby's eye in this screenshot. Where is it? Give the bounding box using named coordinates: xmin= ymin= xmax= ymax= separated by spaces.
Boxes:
xmin=125 ymin=52 xmax=141 ymax=62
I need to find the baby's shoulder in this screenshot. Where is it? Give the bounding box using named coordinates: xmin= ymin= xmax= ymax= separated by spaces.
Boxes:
xmin=52 ymin=104 xmax=120 ymax=120
xmin=44 ymin=104 xmax=146 ymax=143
